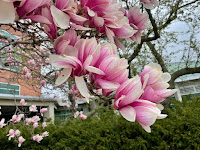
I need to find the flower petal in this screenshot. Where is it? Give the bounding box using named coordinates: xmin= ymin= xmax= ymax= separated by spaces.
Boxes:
xmin=50 ymin=5 xmax=70 ymax=29
xmin=75 ymin=76 xmax=90 ymax=103
xmin=0 ymin=1 xmax=15 ymax=24
xmin=55 ymin=68 xmax=72 ymax=86
xmin=119 ymin=105 xmax=136 ymax=122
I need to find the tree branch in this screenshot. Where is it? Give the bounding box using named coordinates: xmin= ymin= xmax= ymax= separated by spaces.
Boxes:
xmin=146 ymin=42 xmax=168 ymax=72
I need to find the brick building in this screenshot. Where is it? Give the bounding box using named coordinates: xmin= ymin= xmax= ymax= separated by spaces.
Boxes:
xmin=0 ymin=26 xmax=56 ymax=121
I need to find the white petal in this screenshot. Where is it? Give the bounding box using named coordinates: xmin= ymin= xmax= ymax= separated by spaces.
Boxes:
xmin=85 ymin=66 xmax=105 ymax=75
xmin=119 ymin=105 xmax=136 ymax=122
xmin=50 ymin=5 xmax=70 ymax=29
xmin=161 ymin=72 xmax=171 ymax=83
xmin=157 ymin=114 xmax=167 ymax=119
xmin=75 ymin=76 xmax=90 ymax=103
xmin=0 ymin=1 xmax=15 ymax=24
xmin=148 ymin=63 xmax=162 ymax=70
xmin=55 ymin=68 xmax=72 ymax=86
xmin=140 ymin=124 xmax=151 ymax=133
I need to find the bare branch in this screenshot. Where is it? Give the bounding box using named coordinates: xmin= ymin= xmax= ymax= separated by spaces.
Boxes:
xmin=146 ymin=42 xmax=168 ymax=72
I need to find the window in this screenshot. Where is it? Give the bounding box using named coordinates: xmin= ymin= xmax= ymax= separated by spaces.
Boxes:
xmin=0 ymin=82 xmax=20 ymax=95
xmin=0 ymin=29 xmax=20 ymax=72
xmin=179 ymin=85 xmax=200 ymax=95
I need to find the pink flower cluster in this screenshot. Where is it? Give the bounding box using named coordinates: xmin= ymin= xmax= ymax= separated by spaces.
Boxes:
xmin=114 ymin=63 xmax=177 ymax=132
xmin=50 ymin=32 xmax=176 ymax=132
xmin=0 ymin=0 xmax=155 ymax=45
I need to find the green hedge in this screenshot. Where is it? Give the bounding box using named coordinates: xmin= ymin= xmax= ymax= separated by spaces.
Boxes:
xmin=1 ymin=96 xmax=200 ymax=150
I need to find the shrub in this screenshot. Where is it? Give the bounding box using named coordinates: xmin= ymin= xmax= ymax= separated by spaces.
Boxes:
xmin=0 ymin=96 xmax=200 ymax=150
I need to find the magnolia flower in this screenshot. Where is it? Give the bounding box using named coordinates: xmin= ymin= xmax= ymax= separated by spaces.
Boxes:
xmin=25 ymin=72 xmax=32 ymax=79
xmin=14 ymin=130 xmax=20 ymax=137
xmin=18 ymin=136 xmax=26 ymax=147
xmin=40 ymin=80 xmax=46 ymax=86
xmin=25 ymin=118 xmax=32 ymax=125
xmin=79 ymin=111 xmax=87 ymax=120
xmin=126 ymin=7 xmax=149 ymax=44
xmin=94 ymin=55 xmax=129 ymax=96
xmin=114 ymin=76 xmax=167 ymax=133
xmin=42 ymin=122 xmax=47 ymax=129
xmin=20 ymin=99 xmax=27 ymax=106
xmin=22 ymin=67 xmax=28 ymax=74
xmin=80 ymin=0 xmax=136 ymax=42
xmin=140 ymin=63 xmax=177 ymax=103
xmin=18 ymin=114 xmax=24 ymax=119
xmin=42 ymin=131 xmax=49 ymax=137
xmin=7 ymin=129 xmax=15 ymax=140
xmin=11 ymin=115 xmax=21 ymax=123
xmin=0 ymin=118 xmax=6 ymax=128
xmin=33 ymin=134 xmax=43 ymax=143
xmin=74 ymin=111 xmax=79 ymax=118
xmin=29 ymin=105 xmax=38 ymax=112
xmin=50 ymin=38 xmax=105 ymax=103
xmin=40 ymin=108 xmax=48 ymax=116
xmin=140 ymin=0 xmax=159 ymax=9
xmin=31 ymin=116 xmax=40 ymax=123
xmin=33 ymin=122 xmax=39 ymax=128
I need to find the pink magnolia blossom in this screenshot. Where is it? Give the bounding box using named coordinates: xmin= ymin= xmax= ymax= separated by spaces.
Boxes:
xmin=40 ymin=108 xmax=48 ymax=116
xmin=42 ymin=122 xmax=47 ymax=129
xmin=25 ymin=118 xmax=32 ymax=125
xmin=40 ymin=80 xmax=46 ymax=86
xmin=20 ymin=99 xmax=27 ymax=106
xmin=14 ymin=130 xmax=20 ymax=137
xmin=140 ymin=63 xmax=177 ymax=103
xmin=94 ymin=55 xmax=129 ymax=96
xmin=0 ymin=118 xmax=6 ymax=128
xmin=18 ymin=136 xmax=26 ymax=147
xmin=33 ymin=134 xmax=43 ymax=143
xmin=33 ymin=122 xmax=39 ymax=128
xmin=140 ymin=0 xmax=159 ymax=9
xmin=11 ymin=115 xmax=21 ymax=123
xmin=7 ymin=129 xmax=15 ymax=140
xmin=54 ymin=29 xmax=79 ymax=55
xmin=74 ymin=111 xmax=79 ymax=118
xmin=50 ymin=38 xmax=105 ymax=102
xmin=18 ymin=114 xmax=24 ymax=119
xmin=29 ymin=105 xmax=38 ymax=112
xmin=79 ymin=111 xmax=87 ymax=120
xmin=31 ymin=115 xmax=40 ymax=122
xmin=114 ymin=76 xmax=167 ymax=132
xmin=51 ymin=0 xmax=87 ymax=30
xmin=25 ymin=72 xmax=32 ymax=79
xmin=80 ymin=0 xmax=136 ymax=42
xmin=42 ymin=131 xmax=49 ymax=137
xmin=126 ymin=7 xmax=149 ymax=44
xmin=22 ymin=67 xmax=28 ymax=74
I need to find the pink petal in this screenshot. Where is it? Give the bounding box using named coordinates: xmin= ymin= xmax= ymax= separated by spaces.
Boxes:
xmin=75 ymin=76 xmax=90 ymax=103
xmin=114 ymin=38 xmax=125 ymax=51
xmin=119 ymin=105 xmax=136 ymax=122
xmin=55 ymin=68 xmax=72 ymax=86
xmin=161 ymin=72 xmax=171 ymax=83
xmin=68 ymin=12 xmax=88 ymax=22
xmin=0 ymin=1 xmax=15 ymax=24
xmin=50 ymin=5 xmax=70 ymax=29
xmin=85 ymin=66 xmax=105 ymax=75
xmin=95 ymin=79 xmax=119 ymax=91
xmin=70 ymin=23 xmax=92 ymax=30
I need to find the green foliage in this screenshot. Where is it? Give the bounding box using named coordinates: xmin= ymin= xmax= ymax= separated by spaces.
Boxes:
xmin=1 ymin=96 xmax=200 ymax=149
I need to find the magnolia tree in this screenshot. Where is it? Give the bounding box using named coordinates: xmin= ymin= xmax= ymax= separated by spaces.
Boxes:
xmin=2 ymin=0 xmax=199 ymax=147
